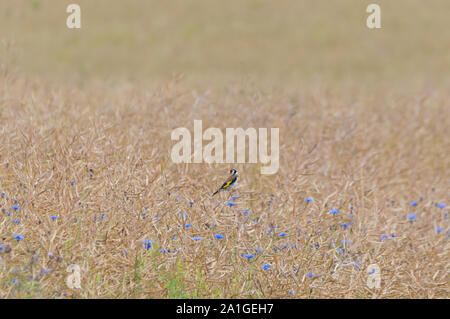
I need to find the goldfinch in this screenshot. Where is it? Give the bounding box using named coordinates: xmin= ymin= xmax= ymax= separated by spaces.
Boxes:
xmin=212 ymin=169 xmax=238 ymax=196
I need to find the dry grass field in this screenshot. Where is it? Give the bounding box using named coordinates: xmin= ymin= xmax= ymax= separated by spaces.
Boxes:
xmin=0 ymin=1 xmax=449 ymax=298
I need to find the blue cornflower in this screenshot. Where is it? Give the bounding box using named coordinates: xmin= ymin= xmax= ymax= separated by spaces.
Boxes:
xmin=330 ymin=209 xmax=339 ymax=215
xmin=70 ymin=181 xmax=75 ymax=186
xmin=185 ymin=224 xmax=191 ymax=228
xmin=436 ymin=227 xmax=442 ymax=233
xmin=262 ymin=264 xmax=271 ymax=270
xmin=12 ymin=279 xmax=18 ymax=284
xmin=41 ymin=269 xmax=50 ymax=275
xmin=191 ymin=236 xmax=202 ymax=241
xmin=50 ymin=216 xmax=58 ymax=220
xmin=410 ymin=201 xmax=418 ymax=207
xmin=436 ymin=202 xmax=446 ymax=209
xmin=391 ymin=233 xmax=397 ymax=238
xmin=341 ymin=223 xmax=349 ymax=229
xmin=226 ymin=201 xmax=236 ymax=207
xmin=143 ymin=239 xmax=152 ymax=250
xmin=381 ymin=234 xmax=389 ymax=241
xmin=243 ymin=210 xmax=250 ymax=216
xmin=342 ymin=240 xmax=351 ymax=245
xmin=189 ymin=201 xmax=194 ymax=207
xmin=214 ymin=234 xmax=224 ymax=239
xmin=369 ymin=269 xmax=376 ymax=274
xmin=350 ymin=205 xmax=355 ymax=211
xmin=12 ymin=219 xmax=20 ymax=224
xmin=279 ymin=232 xmax=287 ymax=237
xmin=48 ymin=252 xmax=53 ymax=257
xmin=289 ymin=291 xmax=294 ymax=295
xmin=123 ymin=250 xmax=128 ymax=255
xmin=304 ymin=197 xmax=313 ymax=203
xmin=306 ymin=273 xmax=316 ymax=278
xmin=336 ymin=248 xmax=343 ymax=254
xmin=12 ymin=205 xmax=20 ymax=211
xmin=408 ymin=213 xmax=417 ymax=220
xmin=243 ymin=254 xmax=254 ymax=259
xmin=13 ymin=234 xmax=24 ymax=241
xmin=255 ymin=248 xmax=262 ymax=254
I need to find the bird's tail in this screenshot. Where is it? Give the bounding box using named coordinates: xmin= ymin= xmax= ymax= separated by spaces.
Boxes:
xmin=212 ymin=190 xmax=219 ymax=196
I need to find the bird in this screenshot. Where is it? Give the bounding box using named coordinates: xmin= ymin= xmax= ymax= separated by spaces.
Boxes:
xmin=212 ymin=169 xmax=238 ymax=196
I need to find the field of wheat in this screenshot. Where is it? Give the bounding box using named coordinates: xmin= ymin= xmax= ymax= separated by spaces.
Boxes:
xmin=0 ymin=0 xmax=449 ymax=299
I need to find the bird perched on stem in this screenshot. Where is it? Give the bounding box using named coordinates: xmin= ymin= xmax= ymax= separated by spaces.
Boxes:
xmin=212 ymin=169 xmax=238 ymax=196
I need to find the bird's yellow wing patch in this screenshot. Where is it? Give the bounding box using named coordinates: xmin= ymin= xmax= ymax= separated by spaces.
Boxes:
xmin=221 ymin=180 xmax=232 ymax=189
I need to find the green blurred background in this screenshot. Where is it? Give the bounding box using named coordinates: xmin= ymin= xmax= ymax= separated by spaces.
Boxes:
xmin=1 ymin=0 xmax=449 ymax=86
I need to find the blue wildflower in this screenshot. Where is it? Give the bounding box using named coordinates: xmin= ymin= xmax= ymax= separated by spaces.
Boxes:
xmin=342 ymin=240 xmax=351 ymax=245
xmin=12 ymin=279 xmax=18 ymax=284
xmin=50 ymin=216 xmax=58 ymax=220
xmin=279 ymin=232 xmax=287 ymax=237
xmin=262 ymin=264 xmax=271 ymax=270
xmin=369 ymin=269 xmax=376 ymax=274
xmin=330 ymin=209 xmax=339 ymax=215
xmin=306 ymin=273 xmax=316 ymax=278
xmin=13 ymin=234 xmax=24 ymax=241
xmin=391 ymin=233 xmax=397 ymax=238
xmin=243 ymin=254 xmax=254 ymax=259
xmin=410 ymin=201 xmax=418 ymax=207
xmin=289 ymin=291 xmax=294 ymax=295
xmin=214 ymin=234 xmax=224 ymax=239
xmin=70 ymin=181 xmax=75 ymax=186
xmin=123 ymin=250 xmax=128 ymax=255
xmin=304 ymin=197 xmax=313 ymax=203
xmin=12 ymin=205 xmax=20 ymax=211
xmin=189 ymin=201 xmax=194 ymax=207
xmin=12 ymin=219 xmax=20 ymax=224
xmin=143 ymin=239 xmax=152 ymax=250
xmin=436 ymin=202 xmax=446 ymax=209
xmin=408 ymin=213 xmax=417 ymax=220
xmin=436 ymin=227 xmax=442 ymax=233
xmin=185 ymin=224 xmax=191 ymax=228
xmin=381 ymin=234 xmax=389 ymax=241
xmin=226 ymin=201 xmax=236 ymax=207
xmin=191 ymin=236 xmax=202 ymax=241
xmin=243 ymin=210 xmax=250 ymax=216
xmin=255 ymin=248 xmax=262 ymax=254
